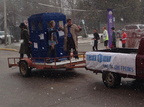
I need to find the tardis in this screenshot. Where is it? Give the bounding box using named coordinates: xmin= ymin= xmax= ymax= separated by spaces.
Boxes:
xmin=28 ymin=13 xmax=67 ymax=61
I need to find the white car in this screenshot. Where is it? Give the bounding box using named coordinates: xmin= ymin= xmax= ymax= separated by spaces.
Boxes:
xmin=124 ymin=24 xmax=144 ymax=37
xmin=0 ymin=31 xmax=14 ymax=44
xmin=116 ymin=24 xmax=144 ymax=37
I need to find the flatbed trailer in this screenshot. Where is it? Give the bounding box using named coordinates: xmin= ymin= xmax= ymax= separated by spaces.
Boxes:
xmin=8 ymin=53 xmax=85 ymax=77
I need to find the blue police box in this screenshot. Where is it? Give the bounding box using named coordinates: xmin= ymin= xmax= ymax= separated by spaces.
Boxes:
xmin=28 ymin=13 xmax=67 ymax=61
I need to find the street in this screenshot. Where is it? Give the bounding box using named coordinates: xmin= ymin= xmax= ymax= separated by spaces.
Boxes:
xmin=1 ymin=0 xmax=144 ymax=106
xmin=0 ymin=44 xmax=144 ymax=107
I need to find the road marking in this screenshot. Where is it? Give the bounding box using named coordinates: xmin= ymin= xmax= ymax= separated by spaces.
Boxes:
xmin=0 ymin=48 xmax=18 ymax=52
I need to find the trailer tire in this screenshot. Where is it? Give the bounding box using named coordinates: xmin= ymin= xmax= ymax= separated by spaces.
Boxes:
xmin=102 ymin=72 xmax=121 ymax=88
xmin=66 ymin=65 xmax=75 ymax=71
xmin=19 ymin=61 xmax=31 ymax=77
xmin=66 ymin=68 xmax=74 ymax=71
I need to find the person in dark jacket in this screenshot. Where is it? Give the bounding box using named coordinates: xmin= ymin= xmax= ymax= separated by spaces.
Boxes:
xmin=92 ymin=29 xmax=100 ymax=51
xmin=111 ymin=27 xmax=116 ymax=48
xmin=19 ymin=23 xmax=31 ymax=58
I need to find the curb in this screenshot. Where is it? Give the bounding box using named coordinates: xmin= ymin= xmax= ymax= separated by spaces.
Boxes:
xmin=0 ymin=48 xmax=18 ymax=52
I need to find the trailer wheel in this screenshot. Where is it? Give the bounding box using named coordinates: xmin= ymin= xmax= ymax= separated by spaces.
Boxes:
xmin=102 ymin=72 xmax=121 ymax=88
xmin=19 ymin=61 xmax=31 ymax=77
xmin=66 ymin=65 xmax=75 ymax=71
xmin=66 ymin=68 xmax=74 ymax=71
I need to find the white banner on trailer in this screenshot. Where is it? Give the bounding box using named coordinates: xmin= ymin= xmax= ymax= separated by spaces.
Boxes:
xmin=86 ymin=52 xmax=136 ymax=76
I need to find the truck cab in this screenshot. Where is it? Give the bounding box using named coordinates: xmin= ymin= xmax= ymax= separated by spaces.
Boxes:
xmin=136 ymin=38 xmax=144 ymax=78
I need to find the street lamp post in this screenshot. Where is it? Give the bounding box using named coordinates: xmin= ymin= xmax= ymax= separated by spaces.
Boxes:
xmin=4 ymin=0 xmax=7 ymax=45
xmin=82 ymin=19 xmax=87 ymax=38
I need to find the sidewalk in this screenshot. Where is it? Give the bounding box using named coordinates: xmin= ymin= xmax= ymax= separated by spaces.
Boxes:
xmin=0 ymin=42 xmax=20 ymax=52
xmin=0 ymin=36 xmax=120 ymax=52
xmin=78 ymin=37 xmax=92 ymax=44
xmin=0 ymin=38 xmax=91 ymax=52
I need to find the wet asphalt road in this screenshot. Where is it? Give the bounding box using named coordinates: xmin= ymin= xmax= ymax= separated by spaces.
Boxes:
xmin=1 ymin=44 xmax=144 ymax=107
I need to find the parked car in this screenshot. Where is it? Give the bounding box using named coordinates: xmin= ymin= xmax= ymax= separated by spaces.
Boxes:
xmin=0 ymin=31 xmax=15 ymax=44
xmin=116 ymin=24 xmax=144 ymax=38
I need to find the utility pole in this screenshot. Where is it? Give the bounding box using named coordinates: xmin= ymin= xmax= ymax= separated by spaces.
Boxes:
xmin=4 ymin=0 xmax=7 ymax=45
xmin=60 ymin=0 xmax=63 ymax=13
xmin=72 ymin=0 xmax=74 ymax=20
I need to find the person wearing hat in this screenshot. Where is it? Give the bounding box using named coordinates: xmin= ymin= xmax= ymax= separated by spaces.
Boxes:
xmin=111 ymin=27 xmax=116 ymax=48
xmin=19 ymin=23 xmax=31 ymax=58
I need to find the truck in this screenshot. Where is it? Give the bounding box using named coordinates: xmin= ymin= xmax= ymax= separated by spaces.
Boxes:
xmin=85 ymin=38 xmax=144 ymax=88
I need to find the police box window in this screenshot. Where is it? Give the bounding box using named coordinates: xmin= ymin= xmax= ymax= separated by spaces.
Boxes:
xmin=30 ymin=22 xmax=36 ymax=31
xmin=38 ymin=22 xmax=43 ymax=30
xmin=59 ymin=21 xmax=64 ymax=28
xmin=58 ymin=21 xmax=64 ymax=36
xmin=47 ymin=21 xmax=50 ymax=28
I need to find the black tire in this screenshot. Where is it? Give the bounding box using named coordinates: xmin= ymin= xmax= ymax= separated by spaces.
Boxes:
xmin=102 ymin=72 xmax=121 ymax=88
xmin=66 ymin=68 xmax=74 ymax=71
xmin=66 ymin=65 xmax=75 ymax=71
xmin=19 ymin=61 xmax=31 ymax=77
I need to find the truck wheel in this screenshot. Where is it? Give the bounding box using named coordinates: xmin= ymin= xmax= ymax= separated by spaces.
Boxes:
xmin=102 ymin=72 xmax=121 ymax=88
xmin=19 ymin=61 xmax=31 ymax=77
